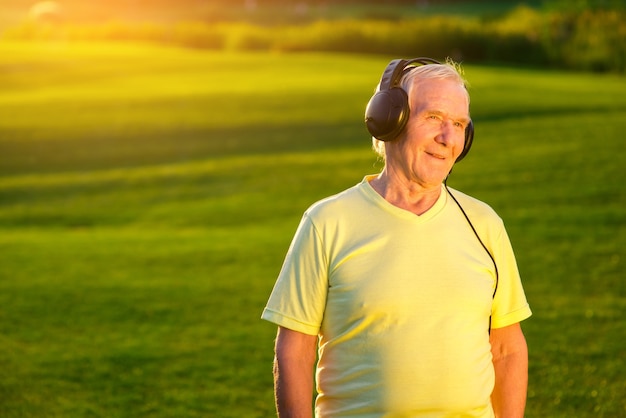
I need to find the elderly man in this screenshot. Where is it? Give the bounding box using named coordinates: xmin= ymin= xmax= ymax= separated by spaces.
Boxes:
xmin=262 ymin=58 xmax=531 ymax=418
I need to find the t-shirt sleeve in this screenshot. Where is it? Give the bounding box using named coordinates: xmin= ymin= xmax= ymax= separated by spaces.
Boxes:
xmin=261 ymin=213 xmax=329 ymax=336
xmin=490 ymin=224 xmax=532 ymax=329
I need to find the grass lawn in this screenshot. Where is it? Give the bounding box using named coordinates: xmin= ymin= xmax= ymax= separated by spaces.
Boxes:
xmin=0 ymin=41 xmax=625 ymax=417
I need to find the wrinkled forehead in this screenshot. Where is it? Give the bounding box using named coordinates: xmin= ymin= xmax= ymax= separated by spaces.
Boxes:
xmin=408 ymin=77 xmax=471 ymax=120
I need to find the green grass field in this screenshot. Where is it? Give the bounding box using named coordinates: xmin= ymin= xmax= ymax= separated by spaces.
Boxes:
xmin=0 ymin=41 xmax=625 ymax=417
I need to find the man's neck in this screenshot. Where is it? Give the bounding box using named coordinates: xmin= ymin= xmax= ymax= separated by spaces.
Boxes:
xmin=369 ymin=173 xmax=442 ymax=216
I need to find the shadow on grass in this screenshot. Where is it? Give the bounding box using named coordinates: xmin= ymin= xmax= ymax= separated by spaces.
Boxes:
xmin=0 ymin=121 xmax=367 ymax=176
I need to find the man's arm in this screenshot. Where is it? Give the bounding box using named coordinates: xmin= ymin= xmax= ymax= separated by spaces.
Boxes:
xmin=490 ymin=322 xmax=528 ymax=418
xmin=273 ymin=326 xmax=318 ymax=418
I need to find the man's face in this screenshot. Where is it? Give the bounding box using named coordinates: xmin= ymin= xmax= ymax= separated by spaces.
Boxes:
xmin=385 ymin=78 xmax=470 ymax=190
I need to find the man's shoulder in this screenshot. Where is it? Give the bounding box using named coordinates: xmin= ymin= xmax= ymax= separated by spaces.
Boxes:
xmin=305 ymin=180 xmax=369 ymax=219
xmin=306 ymin=183 xmax=363 ymax=216
xmin=446 ymin=186 xmax=503 ymax=224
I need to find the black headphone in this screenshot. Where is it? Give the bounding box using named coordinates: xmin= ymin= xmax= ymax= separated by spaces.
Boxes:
xmin=364 ymin=58 xmax=474 ymax=162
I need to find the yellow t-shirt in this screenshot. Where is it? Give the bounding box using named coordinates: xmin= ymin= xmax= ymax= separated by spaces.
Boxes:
xmin=262 ymin=176 xmax=531 ymax=417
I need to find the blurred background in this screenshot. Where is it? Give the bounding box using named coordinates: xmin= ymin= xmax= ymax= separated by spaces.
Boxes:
xmin=1 ymin=0 xmax=625 ymax=72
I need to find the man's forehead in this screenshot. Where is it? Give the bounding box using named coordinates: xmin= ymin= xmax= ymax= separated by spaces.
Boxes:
xmin=411 ymin=79 xmax=470 ymax=112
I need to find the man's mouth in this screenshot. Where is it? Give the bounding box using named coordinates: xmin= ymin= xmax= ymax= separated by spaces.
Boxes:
xmin=426 ymin=151 xmax=446 ymax=160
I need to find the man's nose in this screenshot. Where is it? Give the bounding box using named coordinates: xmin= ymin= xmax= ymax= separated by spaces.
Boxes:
xmin=435 ymin=121 xmax=454 ymax=145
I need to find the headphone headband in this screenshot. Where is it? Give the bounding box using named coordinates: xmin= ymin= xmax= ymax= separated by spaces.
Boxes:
xmin=379 ymin=58 xmax=442 ymax=91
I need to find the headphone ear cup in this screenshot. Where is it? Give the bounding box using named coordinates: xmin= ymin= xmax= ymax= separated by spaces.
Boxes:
xmin=365 ymin=87 xmax=409 ymax=141
xmin=456 ymin=120 xmax=474 ymax=162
